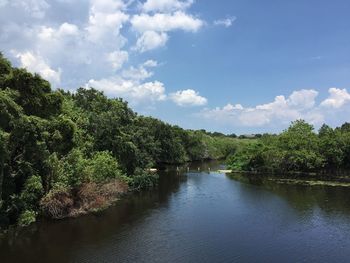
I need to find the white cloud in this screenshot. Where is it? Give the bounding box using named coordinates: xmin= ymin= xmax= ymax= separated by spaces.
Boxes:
xmin=143 ymin=59 xmax=158 ymax=67
xmin=57 ymin=22 xmax=79 ymax=37
xmin=131 ymin=10 xmax=203 ymax=53
xmin=133 ymin=81 xmax=167 ymax=101
xmin=0 ymin=0 xmax=206 ymax=110
xmin=86 ymin=78 xmax=166 ymax=104
xmin=14 ymin=51 xmax=61 ymax=86
xmin=90 ymin=0 xmax=126 ymax=12
xmin=214 ymin=17 xmax=236 ymax=28
xmin=131 ymin=11 xmax=203 ymax=33
xmin=321 ymin=88 xmax=350 ymax=109
xmin=170 ymin=89 xmax=207 ymax=107
xmin=85 ymin=0 xmax=129 ymax=44
xmin=134 ymin=31 xmax=169 ymax=52
xmin=38 ymin=23 xmax=79 ymax=41
xmin=287 ymin=89 xmax=318 ymax=109
xmin=122 ymin=64 xmax=154 ymax=81
xmin=199 ymin=89 xmax=323 ymax=127
xmin=107 ymin=50 xmax=128 ymax=70
xmin=142 ymin=0 xmax=194 ymax=13
xmin=223 ymin=103 xmax=244 ymax=111
xmin=86 ymin=60 xmax=166 ymax=104
xmin=11 ymin=0 xmax=50 ymax=19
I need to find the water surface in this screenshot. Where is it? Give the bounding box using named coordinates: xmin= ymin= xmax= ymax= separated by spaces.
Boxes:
xmin=1 ymin=161 xmax=350 ymax=262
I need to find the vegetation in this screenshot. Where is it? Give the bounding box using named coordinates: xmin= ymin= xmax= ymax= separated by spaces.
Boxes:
xmin=228 ymin=120 xmax=350 ymax=175
xmin=0 ymin=53 xmax=242 ymax=229
xmin=5 ymin=49 xmax=348 ymax=230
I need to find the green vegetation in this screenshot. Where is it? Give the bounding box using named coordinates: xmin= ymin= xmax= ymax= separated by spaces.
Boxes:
xmin=0 ymin=53 xmax=242 ymax=229
xmin=228 ymin=120 xmax=350 ymax=175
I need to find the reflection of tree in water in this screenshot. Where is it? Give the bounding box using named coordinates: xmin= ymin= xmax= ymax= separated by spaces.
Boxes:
xmin=227 ymin=173 xmax=350 ymax=218
xmin=0 ymin=170 xmax=186 ymax=263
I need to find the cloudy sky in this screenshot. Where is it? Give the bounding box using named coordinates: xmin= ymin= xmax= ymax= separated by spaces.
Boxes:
xmin=1 ymin=0 xmax=350 ymax=134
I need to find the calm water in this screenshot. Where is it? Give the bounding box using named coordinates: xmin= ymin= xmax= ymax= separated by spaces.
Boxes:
xmin=1 ymin=161 xmax=350 ymax=262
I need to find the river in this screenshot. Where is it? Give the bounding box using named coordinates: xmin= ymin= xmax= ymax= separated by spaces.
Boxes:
xmin=1 ymin=161 xmax=350 ymax=262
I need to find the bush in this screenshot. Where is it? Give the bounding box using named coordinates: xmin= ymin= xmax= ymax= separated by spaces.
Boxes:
xmin=89 ymin=151 xmax=124 ymax=182
xmin=40 ymin=186 xmax=74 ymax=219
xmin=18 ymin=210 xmax=37 ymax=227
xmin=20 ymin=175 xmax=44 ymax=210
xmin=129 ymin=168 xmax=159 ymax=191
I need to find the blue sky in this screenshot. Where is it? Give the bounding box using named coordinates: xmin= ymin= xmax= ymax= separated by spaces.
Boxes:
xmin=1 ymin=0 xmax=350 ymax=134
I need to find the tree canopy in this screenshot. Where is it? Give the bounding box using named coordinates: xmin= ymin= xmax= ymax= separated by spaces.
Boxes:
xmin=0 ymin=53 xmax=241 ymax=228
xmin=228 ymin=120 xmax=350 ymax=174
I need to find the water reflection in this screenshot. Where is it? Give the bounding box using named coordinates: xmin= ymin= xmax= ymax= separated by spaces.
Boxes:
xmin=1 ymin=161 xmax=350 ymax=263
xmin=227 ymin=173 xmax=350 ymax=217
xmin=0 ymin=168 xmax=186 ymax=263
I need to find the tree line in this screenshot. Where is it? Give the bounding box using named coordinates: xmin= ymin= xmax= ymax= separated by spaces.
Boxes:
xmin=0 ymin=53 xmax=243 ymax=228
xmin=228 ymin=120 xmax=350 ymax=174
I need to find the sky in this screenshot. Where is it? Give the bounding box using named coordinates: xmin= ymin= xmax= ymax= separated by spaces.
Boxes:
xmin=1 ymin=0 xmax=350 ymax=134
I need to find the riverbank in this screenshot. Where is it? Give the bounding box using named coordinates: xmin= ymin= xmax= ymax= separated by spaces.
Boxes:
xmin=40 ymin=179 xmax=129 ymax=220
xmin=227 ymin=171 xmax=350 ymax=188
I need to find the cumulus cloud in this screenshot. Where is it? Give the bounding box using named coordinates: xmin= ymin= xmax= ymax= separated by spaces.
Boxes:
xmin=287 ymin=89 xmax=318 ymax=109
xmin=85 ymin=60 xmax=167 ymax=104
xmin=0 ymin=0 xmax=205 ymax=104
xmin=87 ymin=77 xmax=166 ymax=105
xmin=199 ymin=89 xmax=323 ymax=127
xmin=170 ymin=89 xmax=207 ymax=107
xmin=107 ymin=50 xmax=128 ymax=70
xmin=121 ymin=64 xmax=154 ymax=81
xmin=131 ymin=3 xmax=203 ymax=53
xmin=87 ymin=78 xmax=167 ymax=103
xmin=14 ymin=51 xmax=61 ymax=86
xmin=86 ymin=0 xmax=129 ymax=43
xmin=131 ymin=11 xmax=203 ymax=33
xmin=38 ymin=23 xmax=79 ymax=42
xmin=142 ymin=0 xmax=194 ymax=13
xmin=9 ymin=0 xmax=50 ymax=19
xmin=214 ymin=17 xmax=236 ymax=28
xmin=133 ymin=81 xmax=167 ymax=102
xmin=143 ymin=60 xmax=158 ymax=67
xmin=321 ymin=88 xmax=350 ymax=109
xmin=134 ymin=31 xmax=169 ymax=52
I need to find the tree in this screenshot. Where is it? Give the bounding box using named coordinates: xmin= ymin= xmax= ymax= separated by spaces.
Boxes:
xmin=278 ymin=120 xmax=323 ymax=172
xmin=1 ymin=68 xmax=62 ymax=118
xmin=0 ymin=129 xmax=9 ymax=204
xmin=0 ymin=89 xmax=22 ymax=132
xmin=0 ymin=53 xmax=12 ymax=85
xmin=318 ymin=124 xmax=344 ymax=169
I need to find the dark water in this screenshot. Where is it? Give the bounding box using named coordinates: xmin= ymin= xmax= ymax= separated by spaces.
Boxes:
xmin=1 ymin=161 xmax=350 ymax=263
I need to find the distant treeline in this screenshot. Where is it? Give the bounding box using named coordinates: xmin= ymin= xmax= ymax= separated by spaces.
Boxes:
xmin=227 ymin=120 xmax=350 ymax=175
xmin=0 ymin=53 xmax=246 ymax=228
xmin=199 ymin=130 xmax=263 ymax=139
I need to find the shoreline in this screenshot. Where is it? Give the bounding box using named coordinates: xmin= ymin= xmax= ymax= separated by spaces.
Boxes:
xmin=227 ymin=171 xmax=350 ymax=188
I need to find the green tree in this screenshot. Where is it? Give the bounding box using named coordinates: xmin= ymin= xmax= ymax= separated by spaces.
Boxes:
xmin=1 ymin=67 xmax=62 ymax=118
xmin=318 ymin=124 xmax=344 ymax=169
xmin=278 ymin=120 xmax=323 ymax=172
xmin=0 ymin=130 xmax=9 ymax=205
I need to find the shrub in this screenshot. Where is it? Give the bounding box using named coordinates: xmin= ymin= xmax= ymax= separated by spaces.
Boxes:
xmin=129 ymin=168 xmax=159 ymax=191
xmin=89 ymin=151 xmax=124 ymax=182
xmin=18 ymin=210 xmax=37 ymax=227
xmin=40 ymin=186 xmax=74 ymax=219
xmin=20 ymin=175 xmax=44 ymax=210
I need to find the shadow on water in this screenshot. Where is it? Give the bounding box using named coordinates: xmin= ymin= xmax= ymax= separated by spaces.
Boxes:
xmin=0 ymin=168 xmax=188 ymax=263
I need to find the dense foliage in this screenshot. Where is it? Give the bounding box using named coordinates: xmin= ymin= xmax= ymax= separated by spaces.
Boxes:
xmin=228 ymin=120 xmax=350 ymax=174
xmin=0 ymin=54 xmax=241 ymax=228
